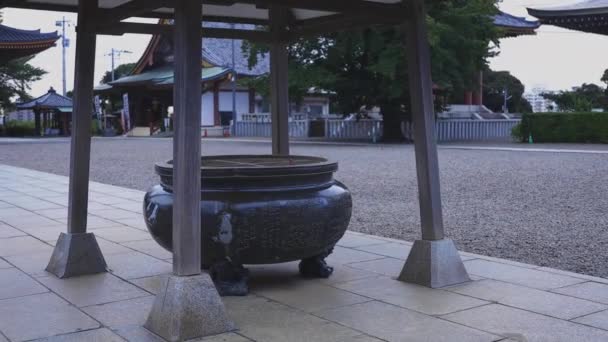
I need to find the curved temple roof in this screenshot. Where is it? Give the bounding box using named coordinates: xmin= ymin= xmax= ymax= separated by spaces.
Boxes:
xmin=17 ymin=87 xmax=73 ymax=111
xmin=0 ymin=24 xmax=59 ymax=62
xmin=528 ymin=0 xmax=608 ymax=35
xmin=493 ymin=11 xmax=540 ymax=37
xmin=95 ymin=66 xmax=232 ymax=92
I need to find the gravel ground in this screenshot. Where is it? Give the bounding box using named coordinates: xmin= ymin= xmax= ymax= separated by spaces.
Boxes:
xmin=1 ymin=137 xmax=608 ymax=278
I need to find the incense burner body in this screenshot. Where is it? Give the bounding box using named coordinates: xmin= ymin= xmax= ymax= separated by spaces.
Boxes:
xmin=143 ymin=155 xmax=352 ymax=269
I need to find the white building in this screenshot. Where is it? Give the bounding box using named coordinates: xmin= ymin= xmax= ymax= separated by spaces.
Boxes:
xmin=524 ymin=88 xmax=558 ymax=113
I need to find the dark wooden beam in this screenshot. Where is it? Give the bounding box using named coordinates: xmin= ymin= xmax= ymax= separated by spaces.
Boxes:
xmin=10 ymin=0 xmax=403 ymax=18
xmin=242 ymin=0 xmax=401 ymax=16
xmin=203 ymin=15 xmax=268 ymax=25
xmin=3 ymin=2 xmax=174 ymax=19
xmin=98 ymin=0 xmax=172 ymax=25
xmin=0 ymin=0 xmax=21 ymax=8
xmin=97 ymin=22 xmax=272 ymax=42
xmin=290 ymin=13 xmax=405 ymax=39
xmin=3 ymin=2 xmax=265 ymax=24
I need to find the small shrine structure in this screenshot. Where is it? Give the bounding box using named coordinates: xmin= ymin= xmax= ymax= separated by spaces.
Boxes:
xmin=16 ymin=87 xmax=73 ymax=136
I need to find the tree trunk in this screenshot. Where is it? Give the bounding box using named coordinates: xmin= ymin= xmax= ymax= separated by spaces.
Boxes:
xmin=381 ymin=104 xmax=406 ymax=142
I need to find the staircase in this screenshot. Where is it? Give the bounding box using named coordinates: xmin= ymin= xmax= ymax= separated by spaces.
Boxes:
xmin=201 ymin=126 xmax=229 ymax=137
xmin=438 ymin=105 xmax=496 ymax=120
xmin=127 ymin=126 xmax=151 ymax=137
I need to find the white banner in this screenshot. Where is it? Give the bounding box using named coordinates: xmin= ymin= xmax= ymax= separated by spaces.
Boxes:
xmin=122 ymin=93 xmax=131 ymax=133
xmin=93 ymin=95 xmax=103 ymax=130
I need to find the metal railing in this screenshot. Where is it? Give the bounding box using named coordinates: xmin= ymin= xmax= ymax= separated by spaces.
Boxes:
xmin=435 ymin=119 xmax=519 ymax=142
xmin=234 ymin=118 xmax=520 ymax=142
xmin=324 ymin=119 xmax=383 ymax=142
xmin=403 ymin=119 xmax=520 ymax=142
xmin=233 ymin=120 xmax=310 ymax=138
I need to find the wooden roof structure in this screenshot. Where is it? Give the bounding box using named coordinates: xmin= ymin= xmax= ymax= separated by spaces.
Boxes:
xmin=3 ymin=1 xmax=472 ymax=340
xmin=17 ymin=86 xmax=73 ymax=111
xmin=6 ymin=0 xmax=406 ymax=40
xmin=494 ymin=10 xmax=540 ymax=37
xmin=0 ymin=24 xmax=59 ymax=63
xmin=528 ymin=0 xmax=608 ymax=35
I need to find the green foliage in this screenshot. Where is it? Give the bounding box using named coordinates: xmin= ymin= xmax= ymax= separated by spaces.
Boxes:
xmin=483 ymin=69 xmax=532 ymax=113
xmin=100 ymin=63 xmax=136 ymax=84
xmin=0 ymin=57 xmax=47 ymax=108
xmin=511 ymin=122 xmax=523 ymax=141
xmin=518 ymin=112 xmax=608 ymax=143
xmin=542 ymin=84 xmax=607 ymax=112
xmin=1 ymin=120 xmax=35 ymax=137
xmin=242 ymin=0 xmax=500 ymax=140
xmin=91 ymin=118 xmax=101 ymax=136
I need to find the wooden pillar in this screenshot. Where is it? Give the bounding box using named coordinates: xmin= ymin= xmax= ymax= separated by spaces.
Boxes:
xmin=46 ymin=0 xmax=107 ymax=279
xmin=405 ymin=1 xmax=444 ymax=242
xmin=67 ymin=0 xmax=97 ymax=234
xmin=248 ymin=88 xmax=256 ymax=113
xmin=269 ymin=6 xmax=290 ymax=156
xmin=34 ymin=109 xmax=40 ymax=136
xmin=473 ymin=70 xmax=483 ymax=106
xmin=145 ymin=1 xmax=233 ymax=339
xmin=464 ymin=91 xmax=473 ymax=105
xmin=171 ymin=0 xmax=203 ymax=277
xmin=398 ymin=0 xmax=469 ymax=288
xmin=213 ymin=84 xmax=220 ymax=126
xmin=42 ymin=110 xmax=47 ymax=136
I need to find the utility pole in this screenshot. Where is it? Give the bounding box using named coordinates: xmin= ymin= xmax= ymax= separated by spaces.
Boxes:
xmin=231 ymin=23 xmax=237 ymax=131
xmin=502 ymin=86 xmax=512 ymax=114
xmin=55 ymin=17 xmax=72 ymax=96
xmin=105 ymin=49 xmax=132 ymax=81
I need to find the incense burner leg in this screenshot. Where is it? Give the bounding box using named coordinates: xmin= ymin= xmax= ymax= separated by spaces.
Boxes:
xmin=299 ymin=248 xmax=334 ymax=278
xmin=209 ymin=260 xmax=250 ymax=296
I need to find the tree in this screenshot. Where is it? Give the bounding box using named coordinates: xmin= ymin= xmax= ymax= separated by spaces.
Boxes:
xmin=482 ymin=69 xmax=532 ymax=113
xmin=242 ymin=0 xmax=500 ymax=140
xmin=100 ymin=63 xmax=136 ymax=84
xmin=542 ymin=83 xmax=606 ymax=112
xmin=0 ymin=57 xmax=47 ymax=107
xmin=601 ymin=68 xmax=608 ymax=87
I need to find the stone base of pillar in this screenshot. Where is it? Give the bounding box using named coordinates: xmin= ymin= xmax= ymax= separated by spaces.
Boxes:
xmin=398 ymin=239 xmax=470 ymax=288
xmin=145 ymin=273 xmax=235 ymax=342
xmin=46 ymin=232 xmax=107 ymax=278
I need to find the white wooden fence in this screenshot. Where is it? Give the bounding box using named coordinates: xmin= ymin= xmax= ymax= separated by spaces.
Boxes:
xmin=233 ymin=120 xmax=309 ymax=138
xmin=325 ymin=119 xmax=383 ymax=142
xmin=234 ymin=118 xmax=520 ymax=142
xmin=434 ymin=119 xmax=519 ymax=142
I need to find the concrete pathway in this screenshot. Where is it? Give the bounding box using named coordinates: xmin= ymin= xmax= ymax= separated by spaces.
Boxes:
xmin=1 ymin=164 xmax=608 ymax=341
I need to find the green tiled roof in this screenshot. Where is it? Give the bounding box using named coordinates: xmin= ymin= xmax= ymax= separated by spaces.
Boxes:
xmin=101 ymin=66 xmax=231 ymax=90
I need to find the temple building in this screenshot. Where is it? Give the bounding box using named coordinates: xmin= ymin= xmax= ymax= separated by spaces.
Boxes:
xmin=528 ymin=0 xmax=608 ymax=35
xmin=16 ymin=87 xmax=73 ymax=136
xmin=0 ymin=24 xmax=59 ymax=63
xmin=98 ymin=22 xmax=330 ymax=136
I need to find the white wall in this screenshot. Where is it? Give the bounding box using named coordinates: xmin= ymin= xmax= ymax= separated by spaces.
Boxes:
xmin=219 ymin=91 xmax=249 ymax=121
xmin=201 ymin=92 xmax=214 ymax=126
xmin=200 ymin=90 xmax=251 ymax=126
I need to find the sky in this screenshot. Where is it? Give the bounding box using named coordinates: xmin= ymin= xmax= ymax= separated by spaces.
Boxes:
xmin=4 ymin=0 xmax=608 ymax=97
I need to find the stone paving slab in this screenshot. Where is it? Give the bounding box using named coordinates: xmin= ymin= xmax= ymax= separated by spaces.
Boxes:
xmin=0 ymin=293 xmax=100 ymax=341
xmin=442 ymin=304 xmax=608 ymax=342
xmin=2 ymin=164 xmax=608 ymax=342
